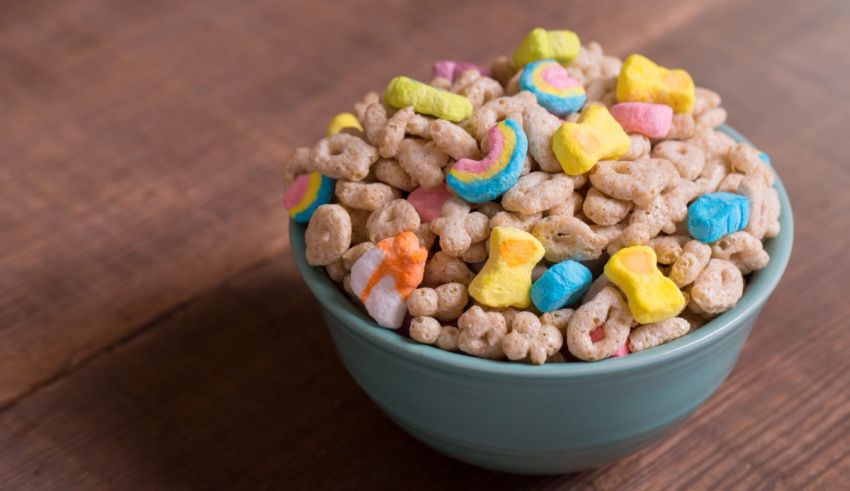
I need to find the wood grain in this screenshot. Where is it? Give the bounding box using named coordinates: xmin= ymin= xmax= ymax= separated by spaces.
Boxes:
xmin=1 ymin=0 xmax=848 ymax=488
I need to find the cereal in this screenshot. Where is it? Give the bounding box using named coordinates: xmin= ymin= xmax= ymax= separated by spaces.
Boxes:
xmin=311 ymin=133 xmax=379 ymax=181
xmin=373 ymin=158 xmax=418 ymax=192
xmin=604 ymin=246 xmax=686 ymax=323
xmin=531 ymin=260 xmax=593 ymax=312
xmin=523 ymin=104 xmax=563 ymax=172
xmin=628 ymin=317 xmax=690 ymax=352
xmin=552 ymin=104 xmax=631 ymax=175
xmin=501 ymin=172 xmax=574 ymax=215
xmin=447 ymin=119 xmax=528 ymax=203
xmin=519 ymin=60 xmax=587 ymax=115
xmin=430 ymin=198 xmax=490 ymax=257
xmin=468 ymin=92 xmax=536 ymax=140
xmin=350 ymin=231 xmax=427 ymax=328
xmin=513 ymin=28 xmax=580 ymax=67
xmin=710 ymin=231 xmax=770 ymax=274
xmin=284 ymin=171 xmax=335 ymax=223
xmin=609 ymin=102 xmax=673 ymax=139
xmin=327 ymin=112 xmax=363 ymax=136
xmin=288 ymin=28 xmax=782 ymax=365
xmin=689 ymin=259 xmax=744 ymax=315
xmin=687 ymin=192 xmax=750 ymax=243
xmin=583 ymin=186 xmax=633 ymax=226
xmin=457 ymin=306 xmax=509 ymax=359
xmin=305 ymin=204 xmax=352 ymax=266
xmin=501 ymin=311 xmax=563 ymax=365
xmin=468 ymin=227 xmax=545 ymax=308
xmin=397 ymin=138 xmax=449 ymax=188
xmin=616 ymin=54 xmax=695 ymax=113
xmin=429 ymin=120 xmax=481 ymax=161
xmin=384 ymin=76 xmax=473 ymax=122
xmin=566 ymin=286 xmax=633 ymax=361
xmin=590 ymin=158 xmax=678 ymax=207
xmin=533 ymin=215 xmax=610 ymax=262
xmin=367 ymin=199 xmax=421 ymax=243
xmin=335 ymin=180 xmax=401 ymax=211
xmin=669 ymin=240 xmax=712 ymax=287
xmin=423 ymin=251 xmax=475 ymax=286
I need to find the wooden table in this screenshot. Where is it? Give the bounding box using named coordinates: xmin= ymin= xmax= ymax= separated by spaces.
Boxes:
xmin=1 ymin=0 xmax=848 ymax=488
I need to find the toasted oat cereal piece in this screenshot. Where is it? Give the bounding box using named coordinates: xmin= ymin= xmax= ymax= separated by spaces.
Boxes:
xmin=457 ymin=305 xmax=509 ymax=359
xmin=583 ymin=186 xmax=633 ymax=226
xmin=490 ymin=55 xmax=516 ymax=86
xmin=361 ymin=103 xmax=388 ymax=146
xmin=430 ymin=198 xmax=490 ymax=257
xmin=414 ymin=223 xmax=437 ymax=250
xmin=696 ymin=106 xmax=727 ymax=129
xmin=502 ymin=172 xmax=574 ymax=215
xmin=727 ymin=143 xmax=775 ymax=186
xmin=335 ymin=180 xmax=401 ymax=211
xmin=433 ymin=282 xmax=469 ymax=321
xmin=283 ymin=147 xmax=313 ymax=189
xmin=354 ymin=91 xmax=380 ymax=122
xmin=695 ymin=157 xmax=729 ymax=195
xmin=397 ymin=138 xmax=450 ymax=189
xmin=469 ymin=92 xmax=536 ymax=140
xmin=460 ymin=241 xmax=488 ymax=264
xmin=325 ymin=259 xmax=346 ymax=282
xmin=533 ymin=215 xmax=609 ymax=262
xmin=305 ymin=204 xmax=352 ymax=266
xmin=590 ymin=159 xmax=678 ymax=207
xmin=566 ymin=286 xmax=633 ymax=361
xmin=522 ymin=104 xmax=563 ymax=172
xmin=407 ymin=287 xmax=439 ymax=317
xmin=689 ymin=259 xmax=744 ymax=315
xmin=687 ymin=127 xmax=735 ymax=157
xmin=540 ymin=308 xmax=575 ymax=334
xmin=378 ymin=106 xmax=415 ymax=158
xmin=410 ymin=316 xmax=441 ymax=344
xmin=693 ymin=87 xmax=721 ymax=116
xmin=489 ymin=210 xmax=542 ymax=232
xmin=620 ymin=134 xmax=651 ymax=161
xmin=648 ymin=235 xmax=690 ymax=265
xmin=475 ymin=201 xmax=503 ymax=219
xmin=736 ymin=175 xmax=780 ymax=240
xmin=670 ymin=240 xmax=712 ymax=288
xmin=652 ymin=141 xmax=706 ymax=180
xmin=423 ymin=251 xmax=475 ymax=286
xmin=711 ymin=231 xmax=770 ymax=274
xmin=583 ymin=274 xmax=612 ymax=303
xmin=367 ymin=199 xmax=420 ymax=243
xmin=372 ymin=158 xmax=418 ymax=192
xmin=585 ymin=76 xmax=616 ymax=103
xmin=502 ymin=311 xmax=563 ymax=365
xmin=459 ymin=76 xmax=505 ymax=109
xmin=666 ymin=113 xmax=697 ymax=140
xmin=546 ymin=192 xmax=585 ymax=218
xmin=342 ymin=206 xmax=370 ymax=245
xmin=342 ymin=242 xmax=376 ymax=271
xmin=628 ymin=317 xmax=690 ymax=352
xmin=429 ymin=120 xmax=481 ymax=160
xmin=717 ymin=172 xmax=746 ymax=193
xmin=311 ymin=133 xmax=379 ymax=181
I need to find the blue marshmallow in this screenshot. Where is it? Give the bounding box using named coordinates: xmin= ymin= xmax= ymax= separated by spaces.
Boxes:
xmin=688 ymin=192 xmax=750 ymax=243
xmin=531 ymin=260 xmax=592 ymax=312
xmin=757 ymin=150 xmax=771 ymax=166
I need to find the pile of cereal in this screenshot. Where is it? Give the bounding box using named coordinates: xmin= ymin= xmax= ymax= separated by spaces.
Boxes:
xmin=283 ymin=28 xmax=780 ymax=364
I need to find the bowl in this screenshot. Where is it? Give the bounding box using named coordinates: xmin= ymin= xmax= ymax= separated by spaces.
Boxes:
xmin=290 ymin=125 xmax=793 ymax=474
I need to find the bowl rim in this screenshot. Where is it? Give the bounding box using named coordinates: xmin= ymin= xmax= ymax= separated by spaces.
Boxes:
xmin=290 ymin=124 xmax=794 ymax=379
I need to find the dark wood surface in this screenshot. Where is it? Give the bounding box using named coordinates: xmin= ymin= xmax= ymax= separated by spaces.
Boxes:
xmin=1 ymin=0 xmax=848 ymax=488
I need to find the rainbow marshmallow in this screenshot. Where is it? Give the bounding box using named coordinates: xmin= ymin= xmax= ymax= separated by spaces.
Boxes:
xmin=446 ymin=119 xmax=528 ymax=203
xmin=283 ymin=172 xmax=335 ymax=223
xmin=519 ymin=60 xmax=587 ymax=115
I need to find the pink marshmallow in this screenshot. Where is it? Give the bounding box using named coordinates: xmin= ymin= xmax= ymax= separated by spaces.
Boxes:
xmin=609 ymin=102 xmax=673 ymax=139
xmin=432 ymin=60 xmax=490 ymax=82
xmin=407 ymin=184 xmax=453 ymax=222
xmin=613 ymin=342 xmax=630 ymax=358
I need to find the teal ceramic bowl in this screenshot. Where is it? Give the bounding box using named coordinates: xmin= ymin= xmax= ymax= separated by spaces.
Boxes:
xmin=290 ymin=125 xmax=793 ymax=474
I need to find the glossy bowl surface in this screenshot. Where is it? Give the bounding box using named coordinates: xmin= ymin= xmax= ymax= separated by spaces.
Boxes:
xmin=290 ymin=125 xmax=793 ymax=474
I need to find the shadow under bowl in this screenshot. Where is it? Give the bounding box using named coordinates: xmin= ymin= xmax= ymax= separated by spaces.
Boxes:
xmin=290 ymin=125 xmax=793 ymax=474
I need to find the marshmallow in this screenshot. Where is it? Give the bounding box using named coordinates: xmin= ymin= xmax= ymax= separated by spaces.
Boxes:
xmin=687 ymin=192 xmax=750 ymax=243
xmin=552 ymin=104 xmax=631 ymax=175
xmin=284 ymin=172 xmax=335 ymax=223
xmin=512 ymin=28 xmax=580 ymax=68
xmin=407 ymin=184 xmax=454 ymax=222
xmin=531 ymin=260 xmax=593 ymax=312
xmin=604 ymin=246 xmax=686 ymax=324
xmin=609 ymin=102 xmax=673 ymax=139
xmin=519 ymin=59 xmax=587 ymax=115
xmin=617 ymin=54 xmax=695 ymax=113
xmin=384 ymin=76 xmax=473 ymax=122
xmin=326 ymin=112 xmax=363 ymax=136
xmin=468 ymin=227 xmax=545 ymax=308
xmin=432 ymin=60 xmax=490 ymax=82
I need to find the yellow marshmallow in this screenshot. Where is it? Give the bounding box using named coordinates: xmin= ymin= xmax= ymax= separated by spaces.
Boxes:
xmin=469 ymin=227 xmax=545 ymax=309
xmin=616 ymin=54 xmax=695 ymax=113
xmin=512 ymin=28 xmax=580 ymax=68
xmin=604 ymin=246 xmax=686 ymax=324
xmin=326 ymin=112 xmax=363 ymax=136
xmin=551 ymin=104 xmax=631 ymax=175
xmin=384 ymin=76 xmax=473 ymax=122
